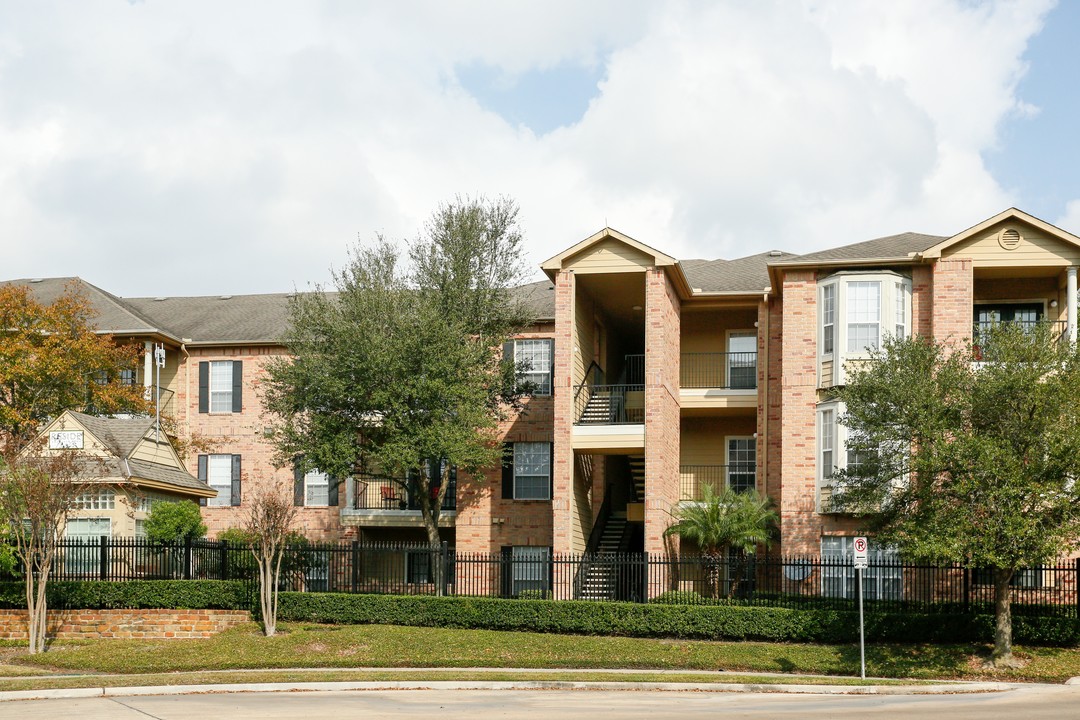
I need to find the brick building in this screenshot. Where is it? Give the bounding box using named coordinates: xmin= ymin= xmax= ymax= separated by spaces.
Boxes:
xmin=7 ymin=206 xmax=1079 ymax=581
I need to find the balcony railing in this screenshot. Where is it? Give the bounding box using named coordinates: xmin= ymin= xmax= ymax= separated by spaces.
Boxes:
xmin=973 ymin=319 xmax=1068 ymax=343
xmin=681 ymin=352 xmax=757 ymax=389
xmin=573 ymin=384 xmax=645 ymax=425
xmin=353 ymin=475 xmax=456 ymax=511
xmin=680 ymin=464 xmax=757 ymax=500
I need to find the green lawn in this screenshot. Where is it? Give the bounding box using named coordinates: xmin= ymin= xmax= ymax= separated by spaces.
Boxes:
xmin=5 ymin=623 xmax=1079 ymax=684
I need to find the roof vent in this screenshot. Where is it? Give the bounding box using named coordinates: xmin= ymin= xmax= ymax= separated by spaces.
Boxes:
xmin=998 ymin=228 xmax=1021 ymax=251
xmin=218 ymin=295 xmax=232 ymax=300
xmin=768 ymin=250 xmax=784 ymax=257
xmin=29 ymin=278 xmax=43 ymax=283
xmin=153 ymin=297 xmax=167 ymax=302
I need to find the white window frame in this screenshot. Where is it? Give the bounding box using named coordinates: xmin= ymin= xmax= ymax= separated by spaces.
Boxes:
xmin=209 ymin=360 xmax=234 ymax=413
xmin=821 ymin=536 xmax=901 ymax=600
xmin=818 ymin=273 xmax=911 ymax=386
xmin=818 ymin=405 xmax=836 ymax=486
xmin=207 ymin=454 xmax=233 ymax=507
xmin=304 ymin=470 xmax=330 ymax=507
xmin=725 ymin=331 xmax=757 ymax=389
xmin=511 ymin=546 xmax=550 ymax=596
xmin=821 ymin=284 xmax=835 ymax=356
xmin=73 ymin=489 xmax=115 ymax=511
xmin=513 ymin=442 xmax=551 ymax=500
xmin=725 ymin=436 xmax=756 ymax=493
xmin=515 ymin=340 xmax=552 ymax=396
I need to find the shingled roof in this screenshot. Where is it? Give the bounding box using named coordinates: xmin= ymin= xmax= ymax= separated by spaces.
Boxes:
xmin=1 ymin=277 xmax=172 ymax=338
xmin=779 ymin=232 xmax=947 ymax=264
xmin=124 ymin=293 xmax=295 ymax=345
xmin=682 ymin=251 xmax=798 ymax=293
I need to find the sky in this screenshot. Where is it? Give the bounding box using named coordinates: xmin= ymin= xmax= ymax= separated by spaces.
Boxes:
xmin=1 ymin=0 xmax=1078 ymax=297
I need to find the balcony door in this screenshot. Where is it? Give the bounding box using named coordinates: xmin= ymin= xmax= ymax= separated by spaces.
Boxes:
xmin=726 ymin=332 xmax=756 ymax=389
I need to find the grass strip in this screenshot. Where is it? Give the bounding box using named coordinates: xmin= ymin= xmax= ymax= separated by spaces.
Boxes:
xmin=0 ymin=668 xmax=933 ymax=693
xmin=9 ymin=623 xmax=1080 ymax=684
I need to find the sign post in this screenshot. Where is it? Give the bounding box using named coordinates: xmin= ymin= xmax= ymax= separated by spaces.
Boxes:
xmin=853 ymin=537 xmax=869 ymax=680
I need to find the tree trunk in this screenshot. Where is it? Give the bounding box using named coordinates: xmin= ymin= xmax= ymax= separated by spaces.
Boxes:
xmin=415 ymin=471 xmax=445 ymax=595
xmin=991 ymin=566 xmax=1015 ymax=666
xmin=25 ymin=571 xmax=39 ymax=655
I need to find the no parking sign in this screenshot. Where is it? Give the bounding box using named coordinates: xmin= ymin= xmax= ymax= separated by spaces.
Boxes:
xmin=853 ymin=536 xmax=868 ymax=569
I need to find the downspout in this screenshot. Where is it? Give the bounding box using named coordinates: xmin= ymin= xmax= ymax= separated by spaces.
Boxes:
xmin=760 ymin=291 xmax=770 ymax=500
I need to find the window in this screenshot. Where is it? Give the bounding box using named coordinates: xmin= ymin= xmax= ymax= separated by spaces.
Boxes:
xmin=821 ymin=537 xmax=901 ymax=600
xmin=198 ymin=360 xmax=242 ymax=413
xmin=511 ymin=546 xmax=550 ymax=596
xmin=207 ymin=454 xmax=234 ymax=507
xmin=973 ymin=567 xmax=1045 ymax=589
xmin=135 ymin=519 xmax=146 ymax=538
xmin=846 ymin=281 xmax=881 ymax=353
xmin=514 ymin=340 xmax=553 ymax=396
xmin=512 ymin=442 xmax=551 ymax=500
xmin=726 ymin=437 xmax=756 ymax=493
xmin=821 ymin=284 xmax=835 ymax=355
xmin=64 ymin=517 xmax=110 ymax=574
xmin=894 ymin=282 xmax=906 ymax=338
xmin=819 ymin=408 xmax=835 ymax=481
xmin=304 ymin=471 xmax=330 ymax=507
xmin=119 ymin=368 xmax=137 ymax=386
xmin=406 ymin=549 xmax=433 ymax=585
xmin=210 ymin=361 xmax=234 ymax=413
xmin=136 ymin=494 xmax=155 ymax=513
xmin=66 ymin=517 xmax=111 ymax=540
xmin=73 ymin=490 xmax=115 ymax=511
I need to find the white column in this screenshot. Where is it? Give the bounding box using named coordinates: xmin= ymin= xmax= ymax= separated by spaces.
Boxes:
xmin=1068 ymin=266 xmax=1078 ymax=345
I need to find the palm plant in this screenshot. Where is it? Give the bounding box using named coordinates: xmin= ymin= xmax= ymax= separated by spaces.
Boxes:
xmin=663 ymin=485 xmax=778 ymax=598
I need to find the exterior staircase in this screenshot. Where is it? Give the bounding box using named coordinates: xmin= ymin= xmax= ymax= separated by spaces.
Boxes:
xmin=577 ymin=511 xmax=627 ymax=600
xmin=628 ymin=455 xmax=645 ymax=501
xmin=578 ymin=389 xmax=621 ymax=424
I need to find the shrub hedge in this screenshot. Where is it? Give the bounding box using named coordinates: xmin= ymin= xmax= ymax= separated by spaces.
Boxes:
xmin=0 ymin=580 xmax=1075 ymax=646
xmin=278 ymin=591 xmax=1080 ymax=646
xmin=0 ymin=580 xmax=252 ymax=611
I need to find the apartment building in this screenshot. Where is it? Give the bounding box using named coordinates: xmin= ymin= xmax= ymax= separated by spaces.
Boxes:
xmin=7 ymin=206 xmax=1078 ymax=569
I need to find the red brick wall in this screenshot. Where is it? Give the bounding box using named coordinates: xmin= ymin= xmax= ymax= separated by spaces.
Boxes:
xmin=552 ymin=270 xmax=576 ymax=554
xmin=644 ymin=268 xmax=681 ymax=559
xmin=912 ymin=265 xmax=933 ymax=337
xmin=0 ymin=608 xmax=250 ymax=640
xmin=932 ymin=259 xmax=973 ymax=344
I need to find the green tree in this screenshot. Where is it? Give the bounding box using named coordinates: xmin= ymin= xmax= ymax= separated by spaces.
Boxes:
xmin=663 ymin=486 xmax=778 ymax=598
xmin=144 ymin=500 xmax=207 ymax=544
xmin=831 ymin=323 xmax=1080 ymax=667
xmin=262 ymin=196 xmax=534 ymax=550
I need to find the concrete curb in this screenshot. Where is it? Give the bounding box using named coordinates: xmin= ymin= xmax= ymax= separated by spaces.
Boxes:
xmin=0 ymin=679 xmax=1020 ymax=702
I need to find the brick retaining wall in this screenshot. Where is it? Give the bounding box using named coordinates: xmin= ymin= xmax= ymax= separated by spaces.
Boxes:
xmin=0 ymin=608 xmax=251 ymax=640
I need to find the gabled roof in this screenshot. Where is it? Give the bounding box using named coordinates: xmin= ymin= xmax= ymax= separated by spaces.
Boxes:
xmin=45 ymin=411 xmax=215 ymax=497
xmin=511 ymin=279 xmax=556 ymax=321
xmin=541 ymin=227 xmax=679 ymax=273
xmin=775 ymin=232 xmax=947 ymax=265
xmin=123 ymin=292 xmax=296 ymax=345
xmin=918 ymin=207 xmax=1080 ymax=259
xmin=684 ymin=251 xmax=797 ymax=294
xmin=0 ymin=277 xmax=178 ymax=340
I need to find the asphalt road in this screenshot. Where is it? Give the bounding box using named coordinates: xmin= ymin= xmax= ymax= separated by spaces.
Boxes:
xmin=4 ymin=686 xmax=1080 ymax=720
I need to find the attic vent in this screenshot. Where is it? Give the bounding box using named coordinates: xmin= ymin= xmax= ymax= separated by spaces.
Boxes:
xmin=153 ymin=297 xmax=167 ymax=302
xmin=29 ymin=278 xmax=43 ymax=283
xmin=219 ymin=295 xmax=233 ymax=300
xmin=998 ymin=228 xmax=1022 ymax=251
xmin=768 ymin=250 xmax=783 ymax=257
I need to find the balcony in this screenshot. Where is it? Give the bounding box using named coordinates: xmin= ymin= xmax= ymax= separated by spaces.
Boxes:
xmin=571 ymin=383 xmax=646 ymax=452
xmin=340 ymin=475 xmax=457 ymax=528
xmin=679 ymin=464 xmax=757 ymax=501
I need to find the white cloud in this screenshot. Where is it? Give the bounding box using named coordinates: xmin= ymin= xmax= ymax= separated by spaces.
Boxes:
xmin=0 ymin=0 xmax=1056 ymax=295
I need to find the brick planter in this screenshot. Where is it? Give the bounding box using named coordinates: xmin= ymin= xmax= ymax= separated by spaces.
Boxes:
xmin=0 ymin=608 xmax=251 ymax=640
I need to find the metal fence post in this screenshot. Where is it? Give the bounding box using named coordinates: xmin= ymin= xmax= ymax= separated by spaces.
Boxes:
xmin=441 ymin=541 xmax=450 ymax=596
xmin=641 ymin=552 xmax=649 ymax=602
xmin=1075 ymin=558 xmax=1080 ymax=616
xmin=220 ymin=540 xmax=229 ymax=581
xmin=183 ymin=536 xmax=193 ymax=580
xmin=963 ymin=565 xmax=970 ymax=613
xmin=99 ymin=535 xmax=109 ymax=581
xmin=351 ymin=540 xmax=360 ymax=594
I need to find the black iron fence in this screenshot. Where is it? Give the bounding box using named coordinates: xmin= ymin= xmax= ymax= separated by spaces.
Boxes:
xmin=4 ymin=537 xmax=1079 ymax=616
xmin=679 ymin=464 xmax=757 ymax=499
xmin=352 ymin=475 xmax=457 ymax=511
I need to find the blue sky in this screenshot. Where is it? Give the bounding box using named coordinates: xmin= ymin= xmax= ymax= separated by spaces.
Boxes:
xmin=0 ymin=1 xmax=1075 ymax=296
xmin=985 ymin=0 xmax=1080 ymax=222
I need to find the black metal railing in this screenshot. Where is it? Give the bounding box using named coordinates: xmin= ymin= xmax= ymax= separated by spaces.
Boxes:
xmin=352 ymin=476 xmax=457 ymax=511
xmin=680 ymin=352 xmax=757 ymax=389
xmin=679 ymin=464 xmax=757 ymax=500
xmin=9 ymin=537 xmax=1080 ymax=615
xmin=573 ymin=384 xmax=646 ymax=425
xmin=973 ymin=319 xmax=1069 ymax=343
xmin=622 ymin=354 xmax=645 ymax=384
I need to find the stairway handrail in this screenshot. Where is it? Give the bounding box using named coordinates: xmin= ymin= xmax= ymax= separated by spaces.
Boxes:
xmin=575 ymin=483 xmax=614 ymax=598
xmin=573 ymin=360 xmax=605 ymax=401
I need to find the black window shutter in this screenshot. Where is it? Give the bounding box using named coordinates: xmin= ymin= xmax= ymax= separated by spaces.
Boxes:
xmin=502 ymin=341 xmax=515 ymax=363
xmin=231 ymin=454 xmax=242 ymax=506
xmin=293 ymin=462 xmax=305 ymax=507
xmin=547 ymin=546 xmax=555 ymax=594
xmin=548 ymin=442 xmax=555 ymax=500
xmin=197 ymin=455 xmax=208 ymax=507
xmin=501 ymin=443 xmax=514 ymax=500
xmin=500 ymin=546 xmax=513 ymax=597
xmin=231 ymin=361 xmax=243 ymax=413
xmin=546 ymin=339 xmax=555 ymax=394
xmin=328 ymin=476 xmax=339 ymax=507
xmin=198 ymin=362 xmax=209 ymax=413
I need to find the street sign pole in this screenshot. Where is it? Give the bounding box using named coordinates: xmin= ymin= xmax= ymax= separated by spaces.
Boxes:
xmin=858 ymin=566 xmax=865 ymax=679
xmin=853 ymin=536 xmax=868 ymax=680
